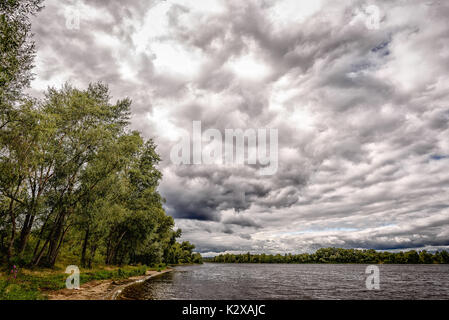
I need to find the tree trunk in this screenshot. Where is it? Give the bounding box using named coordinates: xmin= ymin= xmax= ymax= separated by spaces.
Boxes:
xmin=88 ymin=243 xmax=97 ymax=269
xmin=18 ymin=213 xmax=34 ymax=255
xmin=40 ymin=211 xmax=65 ymax=266
xmin=31 ymin=208 xmax=54 ymax=263
xmin=106 ymin=231 xmax=126 ymax=265
xmin=33 ymin=237 xmax=50 ymax=266
xmin=6 ymin=198 xmax=16 ymax=262
xmin=80 ymin=227 xmax=89 ymax=267
xmin=48 ymin=225 xmax=69 ymax=267
xmin=46 ymin=217 xmax=67 ymax=267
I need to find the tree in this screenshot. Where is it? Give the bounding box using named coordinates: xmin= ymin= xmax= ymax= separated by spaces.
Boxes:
xmin=404 ymin=250 xmax=419 ymax=264
xmin=0 ymin=0 xmax=43 ymax=263
xmin=1 ymin=0 xmax=43 ymax=126
xmin=419 ymin=250 xmax=433 ymax=264
xmin=0 ymin=1 xmax=203 ymax=268
xmin=208 ymin=248 xmax=449 ymax=264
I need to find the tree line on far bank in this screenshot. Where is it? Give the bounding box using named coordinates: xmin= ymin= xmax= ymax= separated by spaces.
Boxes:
xmin=206 ymin=247 xmax=449 ymax=264
xmin=0 ymin=0 xmax=202 ymax=268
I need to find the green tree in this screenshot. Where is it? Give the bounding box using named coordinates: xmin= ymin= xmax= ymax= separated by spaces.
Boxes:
xmin=419 ymin=250 xmax=433 ymax=264
xmin=0 ymin=1 xmax=203 ymax=269
xmin=1 ymin=0 xmax=43 ymax=125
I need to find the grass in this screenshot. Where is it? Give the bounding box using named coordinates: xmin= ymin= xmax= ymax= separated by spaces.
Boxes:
xmin=0 ymin=263 xmax=167 ymax=300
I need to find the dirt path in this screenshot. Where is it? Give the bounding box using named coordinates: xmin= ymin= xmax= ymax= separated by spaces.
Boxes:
xmin=47 ymin=268 xmax=173 ymax=300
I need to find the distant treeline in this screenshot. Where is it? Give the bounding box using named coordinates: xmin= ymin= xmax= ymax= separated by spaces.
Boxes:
xmin=0 ymin=1 xmax=202 ymax=268
xmin=206 ymin=248 xmax=449 ymax=264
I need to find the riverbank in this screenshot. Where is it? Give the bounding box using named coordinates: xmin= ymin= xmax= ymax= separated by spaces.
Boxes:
xmin=48 ymin=268 xmax=173 ymax=300
xmin=0 ymin=264 xmax=168 ymax=300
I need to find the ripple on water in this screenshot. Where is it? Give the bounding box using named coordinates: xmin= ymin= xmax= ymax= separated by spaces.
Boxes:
xmin=120 ymin=264 xmax=449 ymax=300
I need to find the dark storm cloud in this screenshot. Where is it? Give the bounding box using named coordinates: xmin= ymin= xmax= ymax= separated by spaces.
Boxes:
xmin=30 ymin=0 xmax=449 ymax=254
xmin=222 ymin=215 xmax=261 ymax=229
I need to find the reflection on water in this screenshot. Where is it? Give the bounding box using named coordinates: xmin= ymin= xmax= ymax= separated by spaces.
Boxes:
xmin=119 ymin=263 xmax=449 ymax=300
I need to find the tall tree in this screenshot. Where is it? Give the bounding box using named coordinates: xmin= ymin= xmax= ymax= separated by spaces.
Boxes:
xmin=1 ymin=0 xmax=43 ymax=126
xmin=0 ymin=0 xmax=43 ymax=263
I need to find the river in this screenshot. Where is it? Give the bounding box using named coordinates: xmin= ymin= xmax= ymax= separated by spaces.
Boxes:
xmin=119 ymin=263 xmax=449 ymax=300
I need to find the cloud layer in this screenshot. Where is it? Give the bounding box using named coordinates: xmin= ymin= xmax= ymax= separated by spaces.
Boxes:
xmin=29 ymin=0 xmax=449 ymax=254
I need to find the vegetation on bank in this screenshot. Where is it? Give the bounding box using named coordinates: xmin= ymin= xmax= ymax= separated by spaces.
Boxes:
xmin=0 ymin=264 xmax=162 ymax=300
xmin=0 ymin=0 xmax=202 ymax=273
xmin=206 ymin=247 xmax=449 ymax=264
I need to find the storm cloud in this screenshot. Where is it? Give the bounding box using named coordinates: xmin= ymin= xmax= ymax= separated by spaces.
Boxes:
xmin=29 ymin=0 xmax=449 ymax=254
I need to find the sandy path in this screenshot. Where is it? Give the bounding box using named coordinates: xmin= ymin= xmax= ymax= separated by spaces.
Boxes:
xmin=47 ymin=268 xmax=173 ymax=300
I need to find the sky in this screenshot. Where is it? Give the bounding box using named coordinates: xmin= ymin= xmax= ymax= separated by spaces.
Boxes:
xmin=28 ymin=0 xmax=449 ymax=255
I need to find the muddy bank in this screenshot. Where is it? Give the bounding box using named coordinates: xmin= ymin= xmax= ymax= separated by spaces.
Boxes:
xmin=47 ymin=268 xmax=173 ymax=300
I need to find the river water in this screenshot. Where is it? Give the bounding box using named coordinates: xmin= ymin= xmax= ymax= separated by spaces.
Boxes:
xmin=120 ymin=263 xmax=449 ymax=300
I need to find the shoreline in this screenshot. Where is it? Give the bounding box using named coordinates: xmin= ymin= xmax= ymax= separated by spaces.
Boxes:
xmin=47 ymin=268 xmax=173 ymax=300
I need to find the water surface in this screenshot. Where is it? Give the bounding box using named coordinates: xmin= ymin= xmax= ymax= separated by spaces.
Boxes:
xmin=121 ymin=263 xmax=449 ymax=300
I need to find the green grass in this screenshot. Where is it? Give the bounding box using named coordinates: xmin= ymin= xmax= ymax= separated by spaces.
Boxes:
xmin=0 ymin=264 xmax=165 ymax=300
xmin=0 ymin=279 xmax=45 ymax=300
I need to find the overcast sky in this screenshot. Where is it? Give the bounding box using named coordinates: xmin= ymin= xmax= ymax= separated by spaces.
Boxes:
xmin=29 ymin=0 xmax=449 ymax=255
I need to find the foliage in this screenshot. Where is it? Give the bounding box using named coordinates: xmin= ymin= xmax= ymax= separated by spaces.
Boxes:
xmin=165 ymin=241 xmax=203 ymax=265
xmin=0 ymin=83 xmax=202 ymax=268
xmin=207 ymin=248 xmax=449 ymax=264
xmin=0 ymin=1 xmax=202 ymax=270
xmin=1 ymin=0 xmax=44 ymax=118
